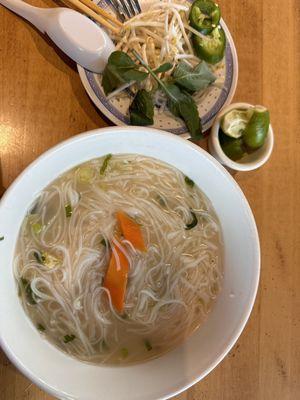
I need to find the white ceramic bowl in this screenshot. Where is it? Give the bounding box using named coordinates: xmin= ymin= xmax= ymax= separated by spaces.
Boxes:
xmin=208 ymin=102 xmax=274 ymax=171
xmin=0 ymin=127 xmax=260 ymax=400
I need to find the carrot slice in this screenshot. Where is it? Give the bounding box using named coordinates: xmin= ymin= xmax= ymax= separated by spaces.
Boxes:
xmin=103 ymin=241 xmax=129 ymax=313
xmin=116 ymin=211 xmax=146 ymax=252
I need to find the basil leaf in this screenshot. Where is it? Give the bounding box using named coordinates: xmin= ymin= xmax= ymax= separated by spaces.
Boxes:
xmin=102 ymin=51 xmax=148 ymax=95
xmin=129 ymin=89 xmax=154 ymax=126
xmin=173 ymin=61 xmax=216 ymax=92
xmin=154 ymin=63 xmax=173 ymax=73
xmin=165 ymin=84 xmax=203 ymax=138
xmin=121 ymin=69 xmax=148 ymax=82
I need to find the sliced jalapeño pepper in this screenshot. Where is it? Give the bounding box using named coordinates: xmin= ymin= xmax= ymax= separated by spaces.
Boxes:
xmin=189 ymin=0 xmax=221 ymax=34
xmin=192 ymin=26 xmax=226 ymax=64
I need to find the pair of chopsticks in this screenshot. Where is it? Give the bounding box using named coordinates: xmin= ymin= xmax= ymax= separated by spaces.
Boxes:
xmin=65 ymin=0 xmax=123 ymax=33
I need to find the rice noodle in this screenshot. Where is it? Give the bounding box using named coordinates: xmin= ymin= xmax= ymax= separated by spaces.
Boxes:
xmin=15 ymin=154 xmax=222 ymax=365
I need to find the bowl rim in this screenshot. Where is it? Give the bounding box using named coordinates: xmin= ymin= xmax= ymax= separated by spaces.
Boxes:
xmin=0 ymin=126 xmax=260 ymax=400
xmin=209 ymin=102 xmax=274 ymax=171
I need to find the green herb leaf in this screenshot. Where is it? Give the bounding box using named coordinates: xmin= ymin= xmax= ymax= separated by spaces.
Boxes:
xmin=102 ymin=51 xmax=148 ymax=95
xmin=144 ymin=339 xmax=152 ymax=351
xmin=100 ymin=154 xmax=112 ymax=175
xmin=184 ymin=176 xmax=195 ymax=187
xmin=129 ymin=89 xmax=154 ymax=126
xmin=165 ymin=83 xmax=203 ymax=138
xmin=185 ymin=210 xmax=198 ymax=230
xmin=154 ymin=62 xmax=173 ymax=73
xmin=132 ymin=51 xmax=202 ymax=138
xmin=37 ymin=323 xmax=46 ymax=331
xmin=21 ymin=278 xmax=37 ymax=305
xmin=65 ymin=204 xmax=72 ymax=218
xmin=34 ymin=251 xmax=46 ymax=264
xmin=63 ymin=334 xmax=76 ymax=343
xmin=120 ymin=347 xmax=129 ymax=358
xmin=172 ymin=61 xmax=216 ymax=92
xmin=0 ymin=236 xmax=4 ymax=241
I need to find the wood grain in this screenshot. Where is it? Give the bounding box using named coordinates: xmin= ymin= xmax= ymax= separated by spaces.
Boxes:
xmin=0 ymin=0 xmax=299 ymax=399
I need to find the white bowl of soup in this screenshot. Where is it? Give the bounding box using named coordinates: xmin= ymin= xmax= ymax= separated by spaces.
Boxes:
xmin=0 ymin=127 xmax=260 ymax=400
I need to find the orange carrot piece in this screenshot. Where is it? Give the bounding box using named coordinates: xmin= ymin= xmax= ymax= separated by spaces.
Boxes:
xmin=116 ymin=211 xmax=146 ymax=252
xmin=103 ymin=242 xmax=129 ymax=313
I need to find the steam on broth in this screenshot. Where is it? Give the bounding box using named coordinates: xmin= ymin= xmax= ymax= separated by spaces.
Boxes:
xmin=14 ymin=154 xmax=222 ymax=364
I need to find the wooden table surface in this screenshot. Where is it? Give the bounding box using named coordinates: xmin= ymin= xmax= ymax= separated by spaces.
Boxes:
xmin=0 ymin=0 xmax=299 ymax=399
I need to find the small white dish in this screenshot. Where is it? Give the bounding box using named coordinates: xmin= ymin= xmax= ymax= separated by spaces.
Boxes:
xmin=0 ymin=126 xmax=260 ymax=400
xmin=208 ymin=102 xmax=274 ymax=171
xmin=77 ymin=0 xmax=238 ymax=135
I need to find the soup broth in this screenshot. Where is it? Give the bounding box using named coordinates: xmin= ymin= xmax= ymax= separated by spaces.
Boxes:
xmin=14 ymin=154 xmax=222 ymax=364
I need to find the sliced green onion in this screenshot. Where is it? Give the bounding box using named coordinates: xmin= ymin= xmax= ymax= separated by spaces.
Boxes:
xmin=0 ymin=236 xmax=4 ymax=241
xmin=34 ymin=251 xmax=46 ymax=264
xmin=65 ymin=204 xmax=72 ymax=218
xmin=63 ymin=334 xmax=76 ymax=343
xmin=78 ymin=166 xmax=94 ymax=183
xmin=32 ymin=223 xmax=42 ymax=234
xmin=100 ymin=154 xmax=112 ymax=175
xmin=120 ymin=347 xmax=129 ymax=358
xmin=184 ymin=176 xmax=195 ymax=188
xmin=21 ymin=278 xmax=37 ymax=305
xmin=37 ymin=323 xmax=46 ymax=331
xmin=185 ymin=211 xmax=198 ymax=230
xmin=144 ymin=339 xmax=152 ymax=351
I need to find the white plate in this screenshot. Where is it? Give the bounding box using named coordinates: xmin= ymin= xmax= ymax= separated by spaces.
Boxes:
xmin=78 ymin=0 xmax=238 ymax=135
xmin=0 ymin=127 xmax=259 ymax=400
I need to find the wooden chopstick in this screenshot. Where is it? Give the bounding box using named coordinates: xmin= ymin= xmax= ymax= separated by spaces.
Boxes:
xmin=79 ymin=0 xmax=123 ymax=27
xmin=65 ymin=0 xmax=121 ymax=33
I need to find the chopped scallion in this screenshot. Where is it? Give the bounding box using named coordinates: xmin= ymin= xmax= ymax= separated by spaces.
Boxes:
xmin=32 ymin=223 xmax=42 ymax=234
xmin=65 ymin=204 xmax=72 ymax=218
xmin=0 ymin=236 xmax=4 ymax=241
xmin=184 ymin=176 xmax=195 ymax=188
xmin=63 ymin=334 xmax=76 ymax=343
xmin=21 ymin=278 xmax=37 ymax=305
xmin=78 ymin=166 xmax=94 ymax=183
xmin=144 ymin=339 xmax=152 ymax=351
xmin=34 ymin=251 xmax=46 ymax=264
xmin=120 ymin=347 xmax=129 ymax=358
xmin=185 ymin=210 xmax=198 ymax=230
xmin=100 ymin=154 xmax=112 ymax=175
xmin=37 ymin=323 xmax=46 ymax=331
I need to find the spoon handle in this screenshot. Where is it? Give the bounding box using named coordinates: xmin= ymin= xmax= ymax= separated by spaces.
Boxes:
xmin=0 ymin=0 xmax=49 ymax=33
